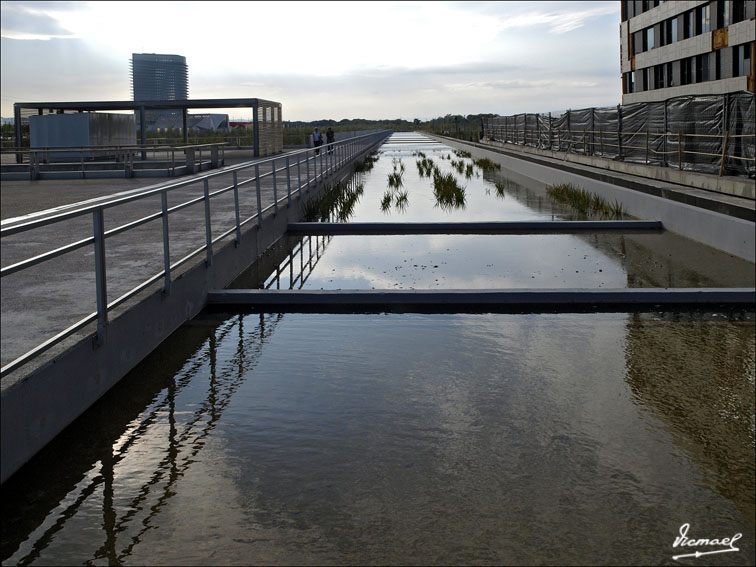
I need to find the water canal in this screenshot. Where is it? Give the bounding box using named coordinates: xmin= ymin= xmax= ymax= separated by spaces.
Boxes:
xmin=1 ymin=134 xmax=754 ymax=566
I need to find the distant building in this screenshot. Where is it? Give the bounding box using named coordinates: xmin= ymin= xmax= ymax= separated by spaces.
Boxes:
xmin=620 ymin=1 xmax=755 ymax=103
xmin=130 ymin=53 xmax=189 ymax=131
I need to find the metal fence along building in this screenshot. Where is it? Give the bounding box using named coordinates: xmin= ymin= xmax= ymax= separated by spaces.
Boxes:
xmin=482 ymin=91 xmax=755 ymax=181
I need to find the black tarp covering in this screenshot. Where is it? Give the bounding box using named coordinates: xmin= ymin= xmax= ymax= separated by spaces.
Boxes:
xmin=482 ymin=91 xmax=755 ymax=178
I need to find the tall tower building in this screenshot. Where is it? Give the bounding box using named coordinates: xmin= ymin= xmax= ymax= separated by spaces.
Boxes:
xmin=130 ymin=53 xmax=188 ymax=130
xmin=620 ymin=1 xmax=754 ymax=104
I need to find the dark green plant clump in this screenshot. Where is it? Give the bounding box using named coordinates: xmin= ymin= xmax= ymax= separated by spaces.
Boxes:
xmin=353 ymin=153 xmax=380 ymax=173
xmin=472 ymin=157 xmax=501 ymax=172
xmin=546 ymin=183 xmax=625 ymax=218
xmin=432 ymin=169 xmax=466 ymax=210
xmin=303 ymin=180 xmax=364 ymax=221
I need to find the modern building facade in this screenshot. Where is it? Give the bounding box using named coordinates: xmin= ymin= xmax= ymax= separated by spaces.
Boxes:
xmin=620 ymin=1 xmax=755 ymax=103
xmin=130 ymin=53 xmax=188 ymax=130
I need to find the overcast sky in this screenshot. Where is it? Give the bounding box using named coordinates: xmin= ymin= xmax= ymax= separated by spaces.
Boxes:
xmin=1 ymin=1 xmax=622 ymax=121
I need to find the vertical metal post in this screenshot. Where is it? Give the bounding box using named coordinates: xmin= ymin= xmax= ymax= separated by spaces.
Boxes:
xmin=272 ymin=159 xmax=278 ymax=215
xmin=14 ymin=104 xmax=22 ymax=164
xmin=139 ymin=106 xmax=147 ymax=161
xmin=306 ymin=154 xmax=311 ymax=193
xmin=663 ymin=100 xmax=668 ymax=167
xmin=255 ymin=163 xmax=262 ymax=226
xmin=233 ymin=171 xmax=241 ymax=244
xmin=93 ymin=208 xmax=108 ymax=346
xmin=678 ymin=131 xmax=683 ymax=169
xmin=645 ymin=130 xmax=649 ymax=164
xmin=161 ymin=192 xmax=171 ymax=294
xmin=617 ymin=104 xmax=623 ymax=160
xmin=286 ymin=156 xmax=292 ymax=206
xmin=203 ymin=179 xmax=213 ymax=266
xmin=297 ymin=154 xmax=302 ymax=194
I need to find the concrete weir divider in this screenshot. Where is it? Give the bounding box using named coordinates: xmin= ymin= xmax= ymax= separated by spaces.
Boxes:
xmin=206 ymin=288 xmax=756 ymax=313
xmin=0 ymin=132 xmax=389 ymax=483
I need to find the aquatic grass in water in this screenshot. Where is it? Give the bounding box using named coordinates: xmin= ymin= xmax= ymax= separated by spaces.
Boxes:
xmin=546 ymin=183 xmax=626 ymax=219
xmin=473 ymin=157 xmax=501 ymax=172
xmin=303 ymin=180 xmax=365 ymax=222
xmin=387 ymin=171 xmax=404 ymax=189
xmin=453 ymin=149 xmax=472 ymax=159
xmin=451 ymin=159 xmax=465 ymax=175
xmin=416 ymin=157 xmax=435 ymax=177
xmin=432 ymin=169 xmax=466 ymax=210
xmin=353 ymin=153 xmax=380 ymax=173
xmin=495 ymin=182 xmax=507 ymax=198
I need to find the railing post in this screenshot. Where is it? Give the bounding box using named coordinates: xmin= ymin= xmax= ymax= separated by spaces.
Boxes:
xmin=161 ymin=192 xmax=171 ymax=295
xmin=255 ymin=163 xmax=263 ymax=226
xmin=678 ymin=131 xmax=682 ymax=170
xmin=233 ymin=171 xmax=241 ymax=244
xmin=93 ymin=208 xmax=108 ymax=346
xmin=297 ymin=154 xmax=302 ymax=195
xmin=286 ymin=156 xmax=292 ymax=206
xmin=272 ymin=158 xmax=278 ymax=215
xmin=203 ymin=178 xmax=213 ymax=266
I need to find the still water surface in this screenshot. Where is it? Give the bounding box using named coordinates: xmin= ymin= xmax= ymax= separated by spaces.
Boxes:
xmin=1 ymin=134 xmax=754 ymax=565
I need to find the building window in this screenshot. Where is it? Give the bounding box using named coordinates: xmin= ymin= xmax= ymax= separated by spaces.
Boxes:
xmin=696 ymin=54 xmax=710 ymax=82
xmin=666 ymin=62 xmax=674 ymax=87
xmin=633 ymin=31 xmax=641 ymax=54
xmin=732 ymin=1 xmax=745 ymax=24
xmin=695 ymin=3 xmax=710 ymax=35
xmin=715 ymin=49 xmax=721 ymax=80
xmin=681 ymin=57 xmax=693 ymax=85
xmin=662 ymin=17 xmax=677 ymax=45
xmin=643 ymin=27 xmax=655 ymax=50
xmin=641 ymin=68 xmax=650 ymax=91
xmin=717 ymin=0 xmax=729 ymax=28
xmin=625 ymin=71 xmax=635 ymax=93
xmin=732 ymin=44 xmax=752 ymax=77
xmin=683 ymin=11 xmax=693 ymax=39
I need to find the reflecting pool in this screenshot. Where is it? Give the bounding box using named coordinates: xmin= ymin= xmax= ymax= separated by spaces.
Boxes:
xmin=1 ymin=133 xmax=753 ymax=566
xmin=2 ymin=312 xmax=753 ymax=565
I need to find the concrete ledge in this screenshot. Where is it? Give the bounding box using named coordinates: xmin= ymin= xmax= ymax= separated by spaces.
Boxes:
xmin=207 ymin=288 xmax=756 ymax=313
xmin=288 ymin=221 xmax=664 ymax=234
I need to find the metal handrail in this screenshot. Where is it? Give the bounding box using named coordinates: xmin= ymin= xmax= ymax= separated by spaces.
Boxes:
xmin=1 ymin=130 xmax=392 ymax=377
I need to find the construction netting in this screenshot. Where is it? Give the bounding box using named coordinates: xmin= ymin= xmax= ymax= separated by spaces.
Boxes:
xmin=482 ymin=91 xmax=755 ymax=178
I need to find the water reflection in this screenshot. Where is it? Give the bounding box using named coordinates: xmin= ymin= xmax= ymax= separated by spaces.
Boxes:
xmin=1 ymin=312 xmax=284 ymax=566
xmin=624 ymin=312 xmax=756 ymax=525
xmin=2 ymin=312 xmax=753 ymax=565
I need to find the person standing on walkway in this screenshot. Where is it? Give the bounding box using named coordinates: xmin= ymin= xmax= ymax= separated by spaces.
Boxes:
xmin=326 ymin=127 xmax=335 ymax=154
xmin=313 ymin=127 xmax=323 ymax=155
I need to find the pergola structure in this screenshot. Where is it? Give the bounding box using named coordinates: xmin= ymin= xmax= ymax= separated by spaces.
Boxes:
xmin=13 ymin=98 xmax=282 ymax=162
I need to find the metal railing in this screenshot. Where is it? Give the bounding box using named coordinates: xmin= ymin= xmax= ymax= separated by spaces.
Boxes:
xmin=2 ymin=143 xmax=228 ymax=178
xmin=0 ymin=130 xmax=391 ymax=378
